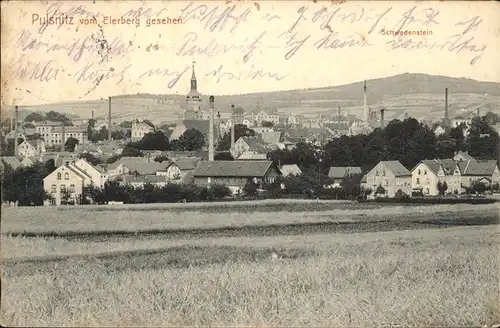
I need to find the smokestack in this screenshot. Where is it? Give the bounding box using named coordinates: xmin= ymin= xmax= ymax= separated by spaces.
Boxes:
xmin=14 ymin=105 xmax=19 ymax=157
xmin=230 ymin=104 xmax=235 ymax=155
xmin=476 ymin=107 xmax=480 ymax=117
xmin=216 ymin=111 xmax=221 ymax=142
xmin=338 ymin=107 xmax=341 ymax=119
xmin=108 ymin=96 xmax=112 ymax=142
xmin=380 ymin=108 xmax=385 ymax=129
xmin=208 ymin=96 xmax=215 ymax=162
xmin=61 ymin=122 xmax=66 ymax=151
xmin=444 ymin=88 xmax=449 ymax=125
xmin=363 ymin=80 xmax=368 ymax=125
xmin=91 ymin=110 xmax=94 ymax=120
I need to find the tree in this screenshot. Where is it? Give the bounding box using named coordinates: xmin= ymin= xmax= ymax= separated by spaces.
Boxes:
xmin=143 ymin=119 xmax=155 ymax=128
xmin=437 ymin=181 xmax=448 ymax=195
xmin=470 ymin=180 xmax=487 ymax=194
xmin=261 ymin=121 xmax=274 ymax=128
xmin=119 ymin=121 xmax=133 ymax=129
xmin=60 ymin=188 xmax=73 ymax=205
xmin=484 ymin=111 xmax=499 ymax=125
xmin=466 ymin=117 xmax=500 ymax=160
xmin=121 ymin=145 xmax=143 ymax=157
xmin=375 ymin=185 xmax=386 ymax=196
xmin=154 ymin=155 xmax=170 ymax=163
xmin=65 ymin=137 xmax=79 ymax=152
xmin=177 ymin=128 xmax=205 ymax=151
xmin=133 ymin=131 xmax=169 ymax=151
xmin=24 ymin=112 xmax=46 ymax=122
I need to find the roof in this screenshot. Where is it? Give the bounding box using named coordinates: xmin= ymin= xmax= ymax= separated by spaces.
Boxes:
xmin=1 ymin=156 xmax=21 ymax=170
xmin=167 ymin=159 xmax=199 ymax=171
xmin=110 ymin=157 xmax=167 ymax=175
xmin=108 ymin=156 xmax=150 ymax=170
xmin=232 ymin=106 xmax=245 ymax=115
xmin=261 ymin=131 xmax=281 ymax=144
xmin=458 ymin=159 xmax=498 ymax=176
xmin=240 ymin=136 xmax=277 ymax=153
xmin=328 ymin=166 xmax=362 ymax=179
xmin=361 ymin=174 xmax=367 ymax=183
xmin=280 ymin=164 xmax=302 ymax=176
xmin=324 ymin=123 xmax=350 ymax=131
xmin=182 ymin=120 xmax=209 ymax=135
xmin=453 ymin=151 xmax=475 ymax=161
xmin=379 ymin=161 xmax=411 ymax=177
xmin=193 ymin=160 xmax=279 ymax=177
xmin=122 ymin=174 xmax=169 ymax=184
xmin=419 ymin=160 xmax=442 ymax=175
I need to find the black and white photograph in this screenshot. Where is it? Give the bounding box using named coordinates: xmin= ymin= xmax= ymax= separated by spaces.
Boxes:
xmin=1 ymin=0 xmax=499 ymax=326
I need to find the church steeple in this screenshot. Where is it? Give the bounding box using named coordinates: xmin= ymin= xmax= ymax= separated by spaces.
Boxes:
xmin=190 ymin=61 xmax=197 ymax=91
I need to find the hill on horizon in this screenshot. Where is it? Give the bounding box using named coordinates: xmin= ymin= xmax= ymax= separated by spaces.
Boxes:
xmin=4 ymin=73 xmax=499 ymax=124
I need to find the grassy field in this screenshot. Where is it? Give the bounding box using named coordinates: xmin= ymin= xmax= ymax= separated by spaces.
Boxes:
xmin=1 ymin=203 xmax=499 ymax=327
xmin=2 ymin=202 xmax=497 ymax=235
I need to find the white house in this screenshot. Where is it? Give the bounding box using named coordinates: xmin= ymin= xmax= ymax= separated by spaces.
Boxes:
xmin=131 ymin=121 xmax=154 ymax=142
xmin=411 ymin=160 xmax=446 ymax=196
xmin=365 ymin=161 xmax=412 ymax=197
xmin=159 ymin=159 xmax=199 ymax=182
xmin=43 ymin=162 xmax=93 ymax=205
xmin=280 ymin=164 xmax=302 ymax=177
xmin=17 ymin=139 xmax=46 ymax=158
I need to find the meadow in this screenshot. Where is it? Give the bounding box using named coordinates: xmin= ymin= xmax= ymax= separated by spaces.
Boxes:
xmin=1 ymin=201 xmax=499 ymax=327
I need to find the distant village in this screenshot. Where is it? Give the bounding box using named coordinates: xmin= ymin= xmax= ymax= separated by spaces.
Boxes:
xmin=1 ymin=63 xmax=500 ymax=206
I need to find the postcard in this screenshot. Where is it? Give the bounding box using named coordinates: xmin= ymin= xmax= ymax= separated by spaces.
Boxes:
xmin=1 ymin=0 xmax=499 ymax=327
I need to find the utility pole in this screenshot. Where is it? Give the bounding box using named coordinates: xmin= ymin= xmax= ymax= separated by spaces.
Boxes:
xmin=14 ymin=105 xmax=19 ymax=157
xmin=108 ymin=96 xmax=112 ymax=142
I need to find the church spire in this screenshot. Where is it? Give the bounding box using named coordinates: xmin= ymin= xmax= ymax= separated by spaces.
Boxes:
xmin=191 ymin=61 xmax=197 ymax=91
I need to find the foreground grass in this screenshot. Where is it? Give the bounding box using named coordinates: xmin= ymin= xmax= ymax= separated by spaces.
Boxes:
xmin=1 ymin=226 xmax=499 ymax=327
xmin=2 ymin=203 xmax=497 ymax=235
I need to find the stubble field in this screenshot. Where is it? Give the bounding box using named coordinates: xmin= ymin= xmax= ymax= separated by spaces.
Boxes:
xmin=1 ymin=200 xmax=499 ymax=327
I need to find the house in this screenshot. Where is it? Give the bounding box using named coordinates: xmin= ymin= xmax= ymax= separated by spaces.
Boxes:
xmin=458 ymin=159 xmax=500 ymax=190
xmin=365 ymin=161 xmax=412 ymax=197
xmin=411 ymin=160 xmax=446 ymax=196
xmin=261 ymin=131 xmax=282 ymax=145
xmin=17 ymin=139 xmax=46 ymax=158
xmin=232 ymin=136 xmax=277 ymax=158
xmin=434 ymin=125 xmax=446 ymax=137
xmin=106 ymin=157 xmax=167 ymax=177
xmin=71 ymin=158 xmax=108 ymax=188
xmin=453 ymin=151 xmax=475 ymax=162
xmin=0 ymin=156 xmax=22 ymax=170
xmin=192 ymin=160 xmax=282 ymax=194
xmin=323 ymin=123 xmax=350 ymax=138
xmin=280 ymin=164 xmax=302 ymax=177
xmin=327 ymin=166 xmax=362 ymax=187
xmin=121 ymin=174 xmax=169 ymax=187
xmin=159 ymin=159 xmax=199 ymax=182
xmin=253 ymin=127 xmax=275 ymax=134
xmin=43 ymin=162 xmax=93 ymax=205
xmin=131 ymin=121 xmax=154 ymax=142
xmin=277 ymin=138 xmax=297 ymax=151
xmin=20 ymin=156 xmax=36 ymax=167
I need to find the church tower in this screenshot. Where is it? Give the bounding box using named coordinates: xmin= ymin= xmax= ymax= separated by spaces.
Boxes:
xmin=185 ymin=61 xmax=202 ymax=119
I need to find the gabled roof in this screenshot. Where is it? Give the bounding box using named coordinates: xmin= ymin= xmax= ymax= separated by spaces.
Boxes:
xmin=458 ymin=159 xmax=498 ymax=176
xmin=418 ymin=160 xmax=442 ymax=175
xmin=68 ymin=163 xmax=93 ymax=180
xmin=108 ymin=156 xmax=150 ymax=170
xmin=181 ymin=120 xmax=209 ymax=135
xmin=328 ymin=166 xmax=362 ymax=179
xmin=193 ymin=160 xmax=279 ymax=177
xmin=113 ymin=159 xmax=168 ymax=175
xmin=379 ymin=161 xmax=411 ymax=177
xmin=324 ymin=122 xmax=350 ymax=131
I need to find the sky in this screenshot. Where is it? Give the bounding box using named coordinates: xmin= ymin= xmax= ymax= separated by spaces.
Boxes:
xmin=1 ymin=0 xmax=499 ymax=106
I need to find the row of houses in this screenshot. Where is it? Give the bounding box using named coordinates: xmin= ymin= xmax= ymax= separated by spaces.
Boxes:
xmin=361 ymin=152 xmax=500 ymax=197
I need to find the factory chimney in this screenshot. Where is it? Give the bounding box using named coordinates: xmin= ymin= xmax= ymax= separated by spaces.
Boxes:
xmin=476 ymin=107 xmax=480 ymax=117
xmin=216 ymin=111 xmax=221 ymax=142
xmin=91 ymin=110 xmax=94 ymax=121
xmin=230 ymin=104 xmax=235 ymax=155
xmin=380 ymin=108 xmax=386 ymax=129
xmin=208 ymin=96 xmax=215 ymax=162
xmin=444 ymin=88 xmax=449 ymax=126
xmin=61 ymin=122 xmax=66 ymax=151
xmin=338 ymin=107 xmax=341 ymax=119
xmin=363 ymin=80 xmax=368 ymax=125
xmin=14 ymin=105 xmax=19 ymax=157
xmin=108 ymin=96 xmax=112 ymax=142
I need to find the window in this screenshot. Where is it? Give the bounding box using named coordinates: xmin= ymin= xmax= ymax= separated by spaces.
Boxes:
xmin=57 ymin=173 xmax=62 ymax=180
xmin=64 ymin=173 xmax=69 ymax=180
xmin=416 ymin=178 xmax=420 ymax=184
xmin=60 ymin=184 xmax=66 ymax=192
xmin=418 ymin=169 xmax=421 ymax=175
xmin=424 ymin=170 xmax=427 ymax=175
xmin=384 ymin=180 xmax=388 ymax=186
xmin=382 ymin=170 xmax=386 ymax=176
xmin=69 ymin=184 xmax=75 ymax=192
xmin=51 ymin=185 xmax=57 ymax=193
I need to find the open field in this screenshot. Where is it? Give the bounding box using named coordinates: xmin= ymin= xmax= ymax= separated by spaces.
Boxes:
xmin=1 ymin=203 xmax=499 ymax=327
xmin=1 ymin=225 xmax=499 ymax=327
xmin=2 ymin=202 xmax=498 ymax=236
